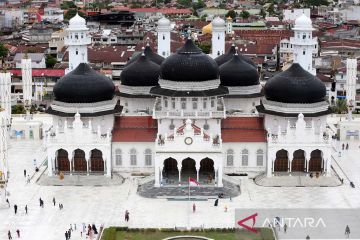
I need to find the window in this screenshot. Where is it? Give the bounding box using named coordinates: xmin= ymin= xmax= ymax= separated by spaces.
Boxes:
xmin=256 ymin=149 xmax=264 ymax=166
xmin=241 ymin=149 xmax=249 ymax=166
xmin=171 ymin=98 xmax=176 ymax=109
xmin=115 ymin=149 xmax=122 ymax=165
xmin=164 ymin=97 xmax=168 ymax=108
xmin=130 ymin=149 xmax=137 ymax=166
xmin=75 ymin=34 xmax=78 ymax=39
xmin=303 ymin=50 xmax=306 ymax=55
xmin=192 ymin=98 xmax=198 ymax=109
xmin=203 ymin=99 xmax=207 ymax=109
xmin=145 ymin=149 xmax=152 ymax=166
xmin=211 ymin=99 xmax=215 ymax=108
xmin=181 ymin=98 xmax=187 ymax=109
xmin=226 ymin=149 xmax=234 ymax=166
xmin=302 ymin=34 xmax=306 ymax=39
xmin=81 ymin=33 xmax=83 ymax=39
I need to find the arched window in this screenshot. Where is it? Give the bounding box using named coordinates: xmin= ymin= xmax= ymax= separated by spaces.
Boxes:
xmin=226 ymin=149 xmax=234 ymax=166
xmin=130 ymin=149 xmax=137 ymax=166
xmin=115 ymin=149 xmax=122 ymax=166
xmin=241 ymin=149 xmax=249 ymax=166
xmin=145 ymin=149 xmax=152 ymax=166
xmin=256 ymin=149 xmax=264 ymax=166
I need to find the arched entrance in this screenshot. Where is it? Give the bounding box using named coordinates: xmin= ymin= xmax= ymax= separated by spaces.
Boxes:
xmin=200 ymin=158 xmax=214 ymax=184
xmin=181 ymin=158 xmax=196 ymax=180
xmin=163 ymin=158 xmax=178 ymax=184
xmin=90 ymin=149 xmax=104 ymax=172
xmin=56 ymin=149 xmax=70 ymax=172
xmin=292 ymin=150 xmax=305 ymax=172
xmin=309 ymin=150 xmax=323 ymax=172
xmin=274 ymin=150 xmax=288 ymax=172
xmin=73 ymin=149 xmax=87 ymax=172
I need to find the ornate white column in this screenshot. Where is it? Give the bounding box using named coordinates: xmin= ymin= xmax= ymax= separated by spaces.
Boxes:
xmin=325 ymin=152 xmax=331 ymax=177
xmin=155 ymin=156 xmax=160 ymax=187
xmin=177 ymin=162 xmax=182 ymax=185
xmin=306 ymin=151 xmax=311 ymax=173
xmin=47 ymin=150 xmax=54 ymax=176
xmin=196 ymin=162 xmax=200 ymax=183
xmin=106 ymin=150 xmax=111 ymax=177
xmin=85 ymin=151 xmax=90 ymax=176
xmin=217 ymin=163 xmax=223 ymax=187
xmin=160 ymin=167 xmax=163 ymax=186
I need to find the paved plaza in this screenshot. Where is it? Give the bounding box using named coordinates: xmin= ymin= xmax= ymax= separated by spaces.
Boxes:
xmin=0 ymin=137 xmax=359 ymax=240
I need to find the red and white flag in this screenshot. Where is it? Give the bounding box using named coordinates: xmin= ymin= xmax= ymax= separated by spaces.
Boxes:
xmin=189 ymin=177 xmax=200 ymax=186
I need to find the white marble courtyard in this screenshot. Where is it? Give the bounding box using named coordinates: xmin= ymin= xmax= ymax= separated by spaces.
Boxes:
xmin=0 ymin=137 xmax=360 ymax=240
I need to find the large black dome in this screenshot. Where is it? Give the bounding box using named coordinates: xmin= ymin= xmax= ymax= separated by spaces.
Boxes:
xmin=219 ymin=54 xmax=259 ymax=87
xmin=121 ymin=54 xmax=160 ymax=86
xmin=215 ymin=44 xmax=256 ymax=67
xmin=126 ymin=44 xmax=164 ymax=66
xmin=53 ymin=63 xmax=115 ymax=103
xmin=264 ymin=63 xmax=326 ymax=104
xmin=160 ymin=39 xmax=219 ymax=82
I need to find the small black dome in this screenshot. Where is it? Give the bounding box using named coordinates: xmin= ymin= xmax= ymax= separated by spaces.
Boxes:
xmin=264 ymin=63 xmax=326 ymax=104
xmin=219 ymin=54 xmax=259 ymax=86
xmin=121 ymin=54 xmax=160 ymax=86
xmin=53 ymin=63 xmax=114 ymax=103
xmin=215 ymin=44 xmax=256 ymax=67
xmin=160 ymin=39 xmax=219 ymax=82
xmin=126 ymin=45 xmax=164 ymax=66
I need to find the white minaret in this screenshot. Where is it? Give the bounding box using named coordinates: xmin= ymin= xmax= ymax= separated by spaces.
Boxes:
xmin=290 ymin=14 xmax=317 ymax=75
xmin=0 ymin=70 xmax=11 ymax=125
xmin=211 ymin=17 xmax=226 ymax=58
xmin=157 ymin=17 xmax=171 ymax=58
xmin=346 ymin=58 xmax=357 ymax=104
xmin=21 ymin=53 xmax=33 ymax=105
xmin=0 ymin=109 xmax=8 ymax=205
xmin=226 ymin=16 xmax=233 ymax=35
xmin=64 ymin=13 xmax=90 ymax=73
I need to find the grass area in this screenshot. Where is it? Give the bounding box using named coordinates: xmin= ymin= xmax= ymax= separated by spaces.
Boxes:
xmin=101 ymin=227 xmax=274 ymax=240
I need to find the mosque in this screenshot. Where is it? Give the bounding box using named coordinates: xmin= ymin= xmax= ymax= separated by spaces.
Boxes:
xmin=34 ymin=14 xmax=333 ymax=187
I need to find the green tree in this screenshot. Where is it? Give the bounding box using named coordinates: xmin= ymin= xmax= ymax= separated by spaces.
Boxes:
xmin=46 ymin=55 xmax=57 ymax=68
xmin=60 ymin=1 xmax=76 ymax=9
xmin=332 ymin=99 xmax=348 ymax=114
xmin=177 ymin=0 xmax=192 ymax=8
xmin=303 ymin=0 xmax=329 ymax=8
xmin=267 ymin=3 xmax=275 ymax=16
xmin=240 ymin=10 xmax=250 ymax=19
xmin=64 ymin=9 xmax=85 ymax=21
xmin=0 ymin=43 xmax=9 ymax=66
xmin=259 ymin=8 xmax=266 ymax=19
xmin=11 ymin=105 xmax=26 ymax=114
xmin=196 ymin=42 xmax=211 ymax=54
xmin=225 ymin=10 xmax=236 ymax=19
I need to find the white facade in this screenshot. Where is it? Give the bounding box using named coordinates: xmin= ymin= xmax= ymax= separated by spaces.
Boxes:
xmin=64 ymin=14 xmax=91 ymax=73
xmin=290 ymin=14 xmax=317 ymax=75
xmin=157 ymin=17 xmax=171 ymax=58
xmin=46 ymin=112 xmax=112 ymax=177
xmin=211 ymin=17 xmax=226 ymax=58
xmin=266 ymin=113 xmax=332 ymax=177
xmin=21 ymin=56 xmax=33 ymax=104
xmin=0 ymin=110 xmax=8 ymax=205
xmin=346 ymin=58 xmax=357 ymax=105
xmin=4 ymin=9 xmax=24 ymax=28
xmin=0 ymin=72 xmax=11 ymax=125
xmin=283 ymin=8 xmax=310 ymax=22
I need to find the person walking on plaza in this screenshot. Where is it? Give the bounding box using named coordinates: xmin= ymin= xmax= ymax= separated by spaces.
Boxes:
xmin=342 ymin=143 xmax=345 ymax=150
xmin=53 ymin=197 xmax=56 ymax=206
xmin=6 ymin=198 xmax=10 ymax=207
xmin=25 ymin=205 xmax=27 ymax=214
xmin=284 ymin=223 xmax=287 ymax=233
xmin=16 ymin=229 xmax=20 ymax=238
xmin=346 ymin=143 xmax=349 ymax=150
xmin=125 ymin=210 xmax=129 ymax=222
xmin=214 ymin=198 xmax=218 ymax=206
xmin=345 ymin=225 xmax=350 ymax=238
xmin=8 ymin=230 xmax=12 ymax=239
xmin=65 ymin=231 xmax=68 ymax=240
xmin=92 ymin=224 xmax=98 ymax=234
xmin=224 ymin=205 xmax=228 ymax=212
xmin=68 ymin=229 xmax=71 ymax=239
xmin=14 ymin=204 xmax=17 ymax=214
xmin=192 ymin=203 xmax=196 ymax=213
xmin=23 ymin=169 xmax=26 ymax=178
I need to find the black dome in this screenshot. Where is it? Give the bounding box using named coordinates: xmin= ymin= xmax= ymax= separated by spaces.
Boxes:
xmin=53 ymin=63 xmax=114 ymax=103
xmin=160 ymin=39 xmax=219 ymax=82
xmin=219 ymin=54 xmax=259 ymax=86
xmin=215 ymin=44 xmax=256 ymax=67
xmin=121 ymin=54 xmax=160 ymax=86
xmin=264 ymin=63 xmax=326 ymax=104
xmin=126 ymin=45 xmax=164 ymax=66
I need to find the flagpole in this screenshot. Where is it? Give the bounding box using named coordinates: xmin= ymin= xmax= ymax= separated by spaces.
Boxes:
xmin=187 ymin=176 xmax=190 ymax=230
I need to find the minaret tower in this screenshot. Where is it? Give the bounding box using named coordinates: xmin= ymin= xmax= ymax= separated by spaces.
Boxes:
xmin=157 ymin=17 xmax=171 ymax=58
xmin=346 ymin=58 xmax=357 ymax=104
xmin=290 ymin=14 xmax=317 ymax=75
xmin=226 ymin=16 xmax=233 ymax=35
xmin=211 ymin=16 xmax=226 ymax=58
xmin=21 ymin=52 xmax=32 ymax=105
xmin=0 ymin=68 xmax=11 ymax=124
xmin=64 ymin=13 xmax=91 ymax=73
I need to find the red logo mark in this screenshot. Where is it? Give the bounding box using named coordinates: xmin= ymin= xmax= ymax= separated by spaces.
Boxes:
xmin=237 ymin=213 xmax=258 ymax=233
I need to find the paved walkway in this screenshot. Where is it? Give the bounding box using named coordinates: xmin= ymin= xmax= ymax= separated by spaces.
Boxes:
xmin=0 ymin=138 xmax=359 ymax=240
xmin=38 ymin=174 xmax=124 ymax=186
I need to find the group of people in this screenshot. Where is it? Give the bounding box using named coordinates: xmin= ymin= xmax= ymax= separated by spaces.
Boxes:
xmin=7 ymin=230 xmax=20 ymax=239
xmin=65 ymin=223 xmax=99 ymax=240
